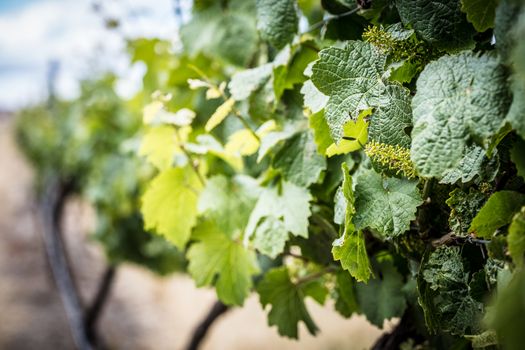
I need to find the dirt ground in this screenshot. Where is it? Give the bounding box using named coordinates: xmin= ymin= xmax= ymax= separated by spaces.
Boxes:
xmin=0 ymin=116 xmax=384 ymax=350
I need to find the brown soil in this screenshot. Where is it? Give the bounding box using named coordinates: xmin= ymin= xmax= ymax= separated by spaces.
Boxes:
xmin=0 ymin=117 xmax=384 ymax=350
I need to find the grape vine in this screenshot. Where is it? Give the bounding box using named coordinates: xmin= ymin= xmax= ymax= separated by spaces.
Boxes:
xmin=16 ymin=0 xmax=525 ymax=349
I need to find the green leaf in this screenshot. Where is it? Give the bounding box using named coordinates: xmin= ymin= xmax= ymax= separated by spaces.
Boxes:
xmin=466 ymin=330 xmax=498 ymax=349
xmin=300 ymin=80 xmax=328 ymax=114
xmin=141 ymin=167 xmax=202 ymax=249
xmin=422 ymin=247 xmax=468 ymax=289
xmin=333 ymin=270 xmax=359 ymax=318
xmin=311 ymin=41 xmax=388 ymax=142
xmin=368 ymin=84 xmax=412 ymax=148
xmin=332 ymin=163 xmax=372 ymax=282
xmin=190 ymin=134 xmax=243 ymax=171
xmin=461 ymin=0 xmax=498 ymax=32
xmin=511 ymin=137 xmax=525 ymax=180
xmin=411 ymin=52 xmax=511 ymax=178
xmin=188 ymin=221 xmax=260 ymax=306
xmin=506 ymin=79 xmax=525 ymax=140
xmin=257 ymin=131 xmax=294 ymax=162
xmin=253 ymin=217 xmax=289 ymax=258
xmin=488 ymin=268 xmax=525 ymax=350
xmin=440 ymin=145 xmax=499 ymax=185
xmin=353 ymin=168 xmax=423 ymax=238
xmin=469 ymin=191 xmax=525 ymax=238
xmin=256 ymin=0 xmax=298 ymax=49
xmin=181 ymin=9 xmax=258 ymax=66
xmin=395 ymin=0 xmax=475 ymax=51
xmin=273 ymin=130 xmax=327 ymax=187
xmin=139 ymin=126 xmax=178 ymax=170
xmin=326 ymin=113 xmax=369 ymax=157
xmin=446 ymin=188 xmax=487 ymax=236
xmin=246 ymin=181 xmax=312 ymax=240
xmin=356 ymin=257 xmax=406 ymax=327
xmin=256 ymin=267 xmax=320 ymax=338
xmin=229 ymin=64 xmax=273 ymax=101
xmin=508 ymin=207 xmax=525 ymax=267
xmin=205 ymin=98 xmax=235 ymax=132
xmin=333 ymin=230 xmax=372 ymax=282
xmin=420 ymin=246 xmax=483 ymax=335
xmin=494 ymin=0 xmax=523 ymax=59
xmin=257 ymin=128 xmax=297 ymax=163
xmin=198 ymin=175 xmax=259 ymax=238
xmin=308 ymin=111 xmax=333 ymax=155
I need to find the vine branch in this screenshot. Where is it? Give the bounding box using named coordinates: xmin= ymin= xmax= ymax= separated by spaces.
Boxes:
xmin=39 ymin=176 xmax=93 ymax=350
xmin=185 ymin=300 xmax=229 ymax=350
xmin=85 ymin=265 xmax=117 ymax=345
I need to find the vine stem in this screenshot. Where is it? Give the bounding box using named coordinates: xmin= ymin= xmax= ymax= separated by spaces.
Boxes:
xmin=174 ymin=127 xmax=206 ymax=187
xmin=296 ymin=266 xmax=338 ymax=286
xmin=218 ymin=91 xmax=260 ymax=142
xmin=284 ymin=252 xmax=310 ymax=262
xmin=39 ymin=176 xmax=93 ymax=350
xmin=85 ymin=265 xmax=117 ymax=345
xmin=185 ymin=300 xmax=229 ymax=350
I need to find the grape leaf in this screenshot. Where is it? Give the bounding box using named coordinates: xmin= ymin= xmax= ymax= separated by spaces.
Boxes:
xmin=205 ymin=98 xmax=235 ymax=132
xmin=356 ymin=257 xmax=406 ymax=327
xmin=139 ymin=126 xmax=178 ymax=170
xmin=511 ymin=137 xmax=525 ymax=180
xmin=423 ymin=247 xmax=468 ymax=289
xmin=273 ymin=130 xmax=327 ymax=187
xmin=181 ymin=9 xmax=258 ymax=66
xmin=333 ymin=231 xmax=371 ymax=283
xmin=189 ymin=134 xmax=243 ymax=171
xmin=333 ymin=186 xmax=346 ymax=226
xmin=198 ymin=175 xmax=260 ymax=238
xmin=256 ymin=267 xmax=321 ymax=338
xmin=488 ymin=268 xmax=525 ymax=350
xmin=353 ymin=168 xmax=422 ymax=238
xmin=253 ymin=217 xmax=288 ymax=258
xmin=300 ymin=80 xmax=328 ymax=114
xmin=508 ymin=207 xmax=525 ymax=267
xmin=257 ymin=128 xmax=297 ymax=163
xmin=332 ymin=163 xmax=372 ymax=282
xmin=440 ymin=145 xmax=499 ymax=185
xmin=333 ymin=270 xmax=359 ymax=318
xmin=410 ymin=52 xmax=511 ymax=178
xmin=325 ymin=114 xmax=369 ymax=157
xmin=420 ymin=246 xmax=483 ymax=335
xmin=225 ymin=129 xmax=260 ymax=156
xmin=460 ymin=0 xmax=498 ymax=32
xmin=395 ymin=0 xmax=475 ymax=51
xmin=245 ymin=180 xmax=312 ymax=240
xmin=229 ymin=64 xmax=273 ymax=101
xmin=368 ymin=84 xmax=412 ymax=148
xmin=494 ymin=0 xmax=523 ymax=59
xmin=141 ymin=167 xmax=202 ymax=249
xmin=506 ymin=79 xmax=525 ymax=140
xmin=311 ymin=41 xmax=388 ymax=142
xmin=256 ymin=0 xmax=298 ymax=49
xmin=188 ymin=221 xmax=260 ymax=306
xmin=469 ymin=191 xmax=525 ymax=238
xmin=308 ymin=111 xmax=333 ymax=155
xmin=446 ymin=188 xmax=487 ymax=236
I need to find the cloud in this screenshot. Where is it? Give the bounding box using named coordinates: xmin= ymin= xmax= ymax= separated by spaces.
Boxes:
xmin=0 ymin=0 xmax=184 ymax=110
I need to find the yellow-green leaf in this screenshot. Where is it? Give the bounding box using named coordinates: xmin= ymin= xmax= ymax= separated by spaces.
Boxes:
xmin=225 ymin=129 xmax=260 ymax=156
xmin=139 ymin=126 xmax=190 ymax=170
xmin=326 ymin=113 xmax=369 ymax=157
xmin=205 ymin=98 xmax=235 ymax=132
xmin=141 ymin=167 xmax=203 ymax=249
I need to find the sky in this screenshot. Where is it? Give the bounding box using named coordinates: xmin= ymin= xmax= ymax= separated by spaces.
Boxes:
xmin=0 ymin=0 xmax=190 ymax=110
